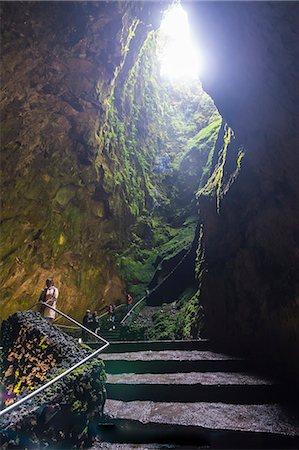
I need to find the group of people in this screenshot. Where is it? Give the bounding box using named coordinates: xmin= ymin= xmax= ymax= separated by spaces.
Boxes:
xmin=82 ymin=309 xmax=99 ymax=332
xmin=38 ymin=277 xmax=135 ymax=337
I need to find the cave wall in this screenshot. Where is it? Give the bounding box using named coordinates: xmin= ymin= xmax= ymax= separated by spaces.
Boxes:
xmin=0 ymin=1 xmax=220 ymax=320
xmin=103 ymin=27 xmax=221 ymax=300
xmin=2 ymin=0 xmax=298 ymax=378
xmin=185 ymin=1 xmax=299 ymax=378
xmin=0 ymin=2 xmax=133 ymax=319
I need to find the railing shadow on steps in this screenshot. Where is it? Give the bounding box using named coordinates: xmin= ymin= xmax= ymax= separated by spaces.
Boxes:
xmin=0 ymin=302 xmax=110 ymax=418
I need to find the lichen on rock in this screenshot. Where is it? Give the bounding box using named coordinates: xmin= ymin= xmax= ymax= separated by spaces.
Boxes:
xmin=0 ymin=311 xmax=106 ymax=449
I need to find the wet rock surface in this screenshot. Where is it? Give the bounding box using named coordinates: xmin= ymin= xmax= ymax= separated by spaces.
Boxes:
xmin=107 ymin=372 xmax=274 ymax=386
xmin=102 ymin=350 xmax=241 ymax=361
xmin=105 ymin=400 xmax=299 ymax=436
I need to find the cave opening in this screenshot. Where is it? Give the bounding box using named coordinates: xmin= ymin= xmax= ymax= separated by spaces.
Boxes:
xmin=158 ymin=3 xmax=201 ymax=82
xmin=108 ymin=2 xmax=226 ymax=327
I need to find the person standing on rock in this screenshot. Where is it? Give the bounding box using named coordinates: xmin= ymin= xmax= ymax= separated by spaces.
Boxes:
xmin=39 ymin=277 xmax=59 ymax=323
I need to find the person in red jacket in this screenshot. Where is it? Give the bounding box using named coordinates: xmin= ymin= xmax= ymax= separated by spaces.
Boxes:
xmin=126 ymin=293 xmax=133 ymax=312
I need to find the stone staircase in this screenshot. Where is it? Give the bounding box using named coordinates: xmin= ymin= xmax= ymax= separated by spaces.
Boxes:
xmin=96 ymin=329 xmax=122 ymax=343
xmin=90 ymin=340 xmax=299 ymax=449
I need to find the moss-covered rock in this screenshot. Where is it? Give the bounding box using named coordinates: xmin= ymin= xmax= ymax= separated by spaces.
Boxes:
xmin=0 ymin=311 xmax=106 ymax=449
xmin=0 ymin=2 xmax=220 ymax=325
xmin=122 ymin=288 xmax=203 ymax=341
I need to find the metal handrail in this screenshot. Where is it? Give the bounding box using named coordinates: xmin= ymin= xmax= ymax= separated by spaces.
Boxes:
xmin=120 ymin=295 xmax=146 ymax=325
xmin=53 ymin=304 xmax=126 ymax=331
xmin=121 ymin=244 xmax=193 ymax=325
xmin=0 ymin=302 xmax=109 ymax=417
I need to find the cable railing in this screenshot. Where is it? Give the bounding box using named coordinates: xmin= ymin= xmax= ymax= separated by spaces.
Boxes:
xmin=121 ymin=244 xmax=193 ymax=325
xmin=0 ymin=302 xmax=109 ymax=418
xmin=52 ymin=303 xmax=125 ymax=332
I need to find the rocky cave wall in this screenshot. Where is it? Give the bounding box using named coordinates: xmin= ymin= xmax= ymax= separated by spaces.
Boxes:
xmin=0 ymin=1 xmax=220 ymax=320
xmin=0 ymin=311 xmax=106 ymax=448
xmin=185 ymin=1 xmax=299 ymax=378
xmin=103 ymin=27 xmax=221 ymax=300
xmin=0 ymin=2 xmax=134 ymax=320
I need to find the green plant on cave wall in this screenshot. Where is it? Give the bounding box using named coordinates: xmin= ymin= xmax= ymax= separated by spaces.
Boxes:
xmin=197 ymin=125 xmax=234 ymax=213
xmin=95 ymin=24 xmax=222 ymax=297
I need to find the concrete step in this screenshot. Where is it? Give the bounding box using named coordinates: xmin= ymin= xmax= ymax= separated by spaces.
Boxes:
xmin=85 ymin=331 xmax=122 ymax=344
xmin=103 ymin=400 xmax=299 ymax=445
xmin=96 ymin=345 xmax=299 ymax=448
xmin=98 ymin=334 xmax=121 ymax=342
xmin=102 ymin=350 xmax=252 ymax=374
xmin=93 ymin=418 xmax=299 ymax=449
xmin=97 ymin=339 xmax=210 ymax=353
xmin=106 ymin=372 xmax=285 ymax=404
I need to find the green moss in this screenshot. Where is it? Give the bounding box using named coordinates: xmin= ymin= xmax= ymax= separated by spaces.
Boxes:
xmin=117 ymin=251 xmax=157 ymax=299
xmin=158 ymin=217 xmax=197 ymax=261
xmin=186 ymin=118 xmax=222 ymax=151
xmin=123 ymin=288 xmax=203 ymax=341
xmin=54 ymin=186 xmax=75 ymax=207
xmin=71 ymin=400 xmax=83 ymax=411
xmin=197 ymin=125 xmax=234 ymax=213
xmin=237 ymin=149 xmax=245 ymax=169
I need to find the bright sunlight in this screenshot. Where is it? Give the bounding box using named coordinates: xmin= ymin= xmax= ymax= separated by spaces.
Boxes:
xmin=158 ymin=4 xmax=200 ymax=82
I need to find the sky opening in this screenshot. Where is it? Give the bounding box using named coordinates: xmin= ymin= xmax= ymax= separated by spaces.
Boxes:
xmin=158 ymin=4 xmax=200 ymax=82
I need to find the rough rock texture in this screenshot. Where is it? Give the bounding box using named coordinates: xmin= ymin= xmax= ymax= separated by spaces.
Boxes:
xmin=106 ymin=372 xmax=274 ymax=386
xmin=0 ymin=2 xmax=219 ymax=320
xmin=105 ymin=400 xmax=299 ymax=435
xmin=0 ymin=311 xmax=106 ymax=449
xmin=0 ymin=2 xmax=132 ymax=320
xmin=185 ymin=1 xmax=299 ymax=379
xmin=101 ymin=350 xmax=240 ymax=361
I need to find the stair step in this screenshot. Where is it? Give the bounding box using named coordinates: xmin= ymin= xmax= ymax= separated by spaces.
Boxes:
xmin=105 ymin=372 xmax=284 ymax=404
xmin=93 ymin=419 xmax=299 ymax=449
xmin=107 ymin=372 xmax=274 ymax=385
xmin=106 ymin=382 xmax=283 ymax=404
xmin=102 ymin=350 xmax=251 ymax=374
xmin=104 ymin=400 xmax=299 ymax=437
xmin=98 ymin=339 xmax=210 ymax=353
xmin=95 ymin=345 xmax=298 ymax=448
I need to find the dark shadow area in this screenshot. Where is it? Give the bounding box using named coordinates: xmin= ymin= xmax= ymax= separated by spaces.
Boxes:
xmin=104 ymin=358 xmax=252 ymax=374
xmin=97 ymin=418 xmax=299 ymax=449
xmin=106 ymin=382 xmax=288 ymax=405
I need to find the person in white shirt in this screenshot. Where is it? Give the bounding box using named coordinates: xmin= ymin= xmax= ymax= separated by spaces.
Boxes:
xmin=39 ymin=277 xmax=59 ymax=322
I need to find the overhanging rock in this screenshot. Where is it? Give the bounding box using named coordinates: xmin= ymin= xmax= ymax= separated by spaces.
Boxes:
xmin=0 ymin=311 xmax=106 ymax=449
